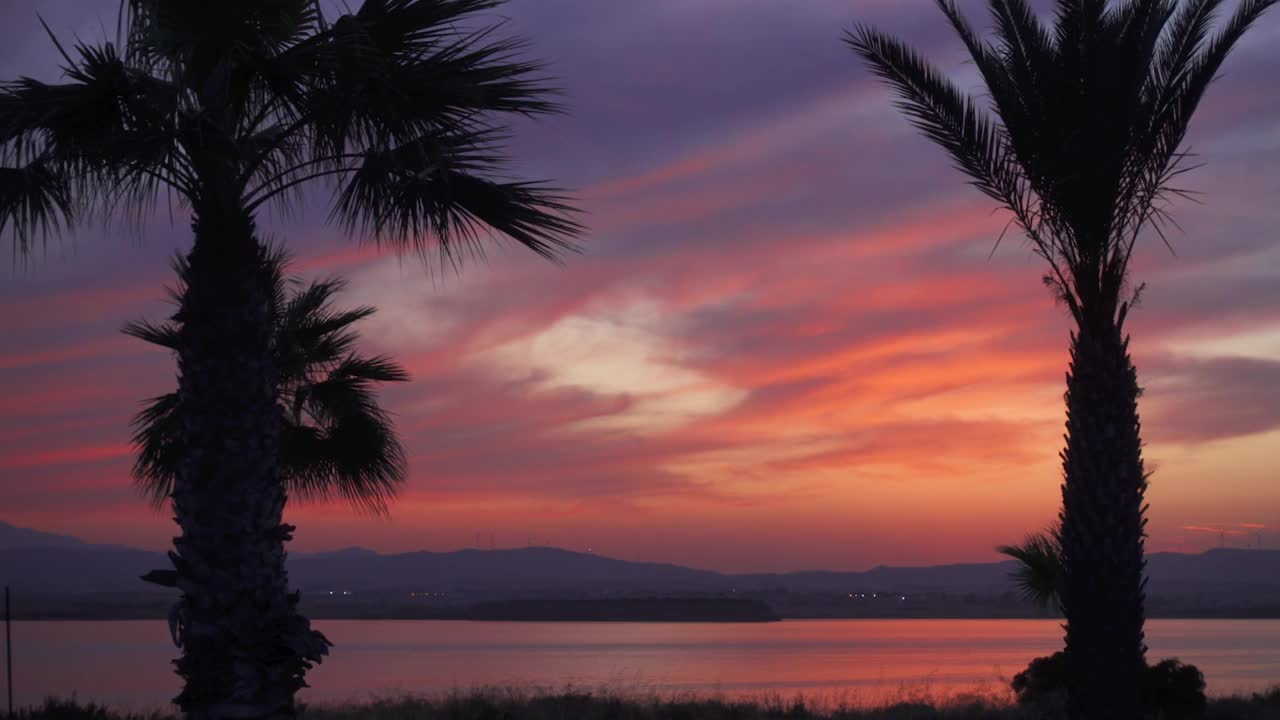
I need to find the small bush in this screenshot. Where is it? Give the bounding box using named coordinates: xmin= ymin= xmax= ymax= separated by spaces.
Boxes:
xmin=1011 ymin=652 xmax=1207 ymax=719
xmin=1009 ymin=652 xmax=1068 ymax=710
xmin=1144 ymin=658 xmax=1207 ymax=719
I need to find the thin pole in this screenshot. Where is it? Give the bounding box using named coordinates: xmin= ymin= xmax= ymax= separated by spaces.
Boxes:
xmin=5 ymin=585 xmax=12 ymax=718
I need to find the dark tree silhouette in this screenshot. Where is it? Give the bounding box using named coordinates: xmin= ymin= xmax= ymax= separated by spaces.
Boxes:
xmin=1 ymin=2 xmax=582 ymax=717
xmin=847 ymin=1 xmax=1275 ymax=718
xmin=126 ymin=246 xmax=409 ymax=516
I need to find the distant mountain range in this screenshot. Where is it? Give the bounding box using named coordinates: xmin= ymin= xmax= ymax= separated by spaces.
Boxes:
xmin=0 ymin=522 xmax=86 ymax=549
xmin=4 ymin=520 xmax=1278 ymax=602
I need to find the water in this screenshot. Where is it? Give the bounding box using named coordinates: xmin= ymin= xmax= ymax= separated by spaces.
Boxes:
xmin=7 ymin=619 xmax=1279 ymax=710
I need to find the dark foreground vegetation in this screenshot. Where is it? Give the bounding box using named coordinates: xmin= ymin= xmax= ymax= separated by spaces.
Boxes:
xmin=14 ymin=688 xmax=1280 ymax=720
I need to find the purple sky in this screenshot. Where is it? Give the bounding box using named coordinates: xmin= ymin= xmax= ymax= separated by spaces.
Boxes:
xmin=2 ymin=0 xmax=1279 ymax=572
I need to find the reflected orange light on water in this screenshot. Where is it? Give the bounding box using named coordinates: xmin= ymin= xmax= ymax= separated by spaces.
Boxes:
xmin=13 ymin=619 xmax=1280 ymax=710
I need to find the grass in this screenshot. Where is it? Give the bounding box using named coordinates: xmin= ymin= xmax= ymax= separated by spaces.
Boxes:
xmin=12 ymin=687 xmax=1280 ymax=720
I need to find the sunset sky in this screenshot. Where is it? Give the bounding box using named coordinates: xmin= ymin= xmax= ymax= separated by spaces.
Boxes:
xmin=2 ymin=1 xmax=1278 ymax=573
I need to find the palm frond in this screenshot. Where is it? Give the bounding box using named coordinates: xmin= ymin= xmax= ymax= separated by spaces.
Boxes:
xmin=1152 ymin=0 xmax=1278 ymax=157
xmin=1054 ymin=0 xmax=1110 ymax=55
xmin=1112 ymin=1 xmax=1179 ymax=92
xmin=850 ymin=0 xmax=1274 ymax=328
xmin=0 ymin=160 xmax=72 ymax=256
xmin=233 ymin=0 xmax=584 ymax=262
xmin=990 ymin=0 xmax=1057 ymax=62
xmin=1 ymin=38 xmax=186 ymax=254
xmin=330 ymin=354 xmax=411 ymax=384
xmin=261 ymin=241 xmax=294 ymax=317
xmin=297 ymin=0 xmax=551 ymax=136
xmin=9 ymin=0 xmax=583 ymax=267
xmin=330 ymin=128 xmax=582 ymax=262
xmin=127 ymin=247 xmax=408 ymax=514
xmin=1152 ymin=0 xmax=1222 ymax=93
xmin=278 ymin=277 xmax=357 ymax=332
xmin=129 ymin=392 xmax=183 ymax=509
xmin=937 ymin=1 xmax=1055 ymax=228
xmin=121 ymin=318 xmax=180 ymax=350
xmin=307 ymin=24 xmax=559 ymax=154
xmin=274 ymin=278 xmax=380 ymax=380
xmin=997 ymin=529 xmax=1062 ymax=610
xmin=935 ymin=2 xmax=1030 ymax=130
xmin=1108 ymin=0 xmax=1176 ymax=39
xmin=322 ymin=411 xmax=406 ymax=516
xmin=1114 ymin=0 xmax=1274 ymax=277
xmin=845 ymin=27 xmax=1035 ymax=251
xmin=282 ymin=410 xmax=406 ymax=517
xmin=124 ymin=0 xmax=320 ymax=98
xmin=300 ymin=373 xmax=380 ymax=424
xmin=987 ymin=0 xmax=1058 ymax=119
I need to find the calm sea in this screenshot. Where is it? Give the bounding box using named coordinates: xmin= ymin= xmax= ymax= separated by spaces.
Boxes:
xmin=7 ymin=619 xmax=1279 ymax=710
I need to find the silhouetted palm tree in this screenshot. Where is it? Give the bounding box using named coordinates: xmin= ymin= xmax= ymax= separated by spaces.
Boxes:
xmin=126 ymin=246 xmax=408 ymax=516
xmin=997 ymin=528 xmax=1062 ymax=612
xmin=1 ymin=1 xmax=581 ymax=716
xmin=847 ymin=2 xmax=1275 ymax=717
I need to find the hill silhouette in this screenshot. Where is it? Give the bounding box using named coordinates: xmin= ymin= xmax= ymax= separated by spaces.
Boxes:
xmin=3 ymin=521 xmax=1277 ymax=603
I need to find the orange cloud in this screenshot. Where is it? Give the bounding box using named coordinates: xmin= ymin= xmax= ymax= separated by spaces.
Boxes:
xmin=1181 ymin=525 xmax=1248 ymax=537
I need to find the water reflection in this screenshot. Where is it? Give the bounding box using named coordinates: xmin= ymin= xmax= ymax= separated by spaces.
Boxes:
xmin=11 ymin=619 xmax=1280 ymax=710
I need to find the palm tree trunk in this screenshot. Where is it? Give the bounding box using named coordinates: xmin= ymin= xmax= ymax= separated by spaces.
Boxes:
xmin=166 ymin=204 xmax=329 ymax=720
xmin=1058 ymin=314 xmax=1148 ymax=720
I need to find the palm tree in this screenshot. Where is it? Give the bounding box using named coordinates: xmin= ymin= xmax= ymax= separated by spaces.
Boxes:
xmin=126 ymin=246 xmax=409 ymax=516
xmin=0 ymin=2 xmax=581 ymax=716
xmin=846 ymin=2 xmax=1275 ymax=718
xmin=996 ymin=528 xmax=1062 ymax=612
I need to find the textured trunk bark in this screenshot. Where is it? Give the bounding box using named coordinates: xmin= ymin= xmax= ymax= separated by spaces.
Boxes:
xmin=1058 ymin=313 xmax=1148 ymax=720
xmin=165 ymin=204 xmax=330 ymax=720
